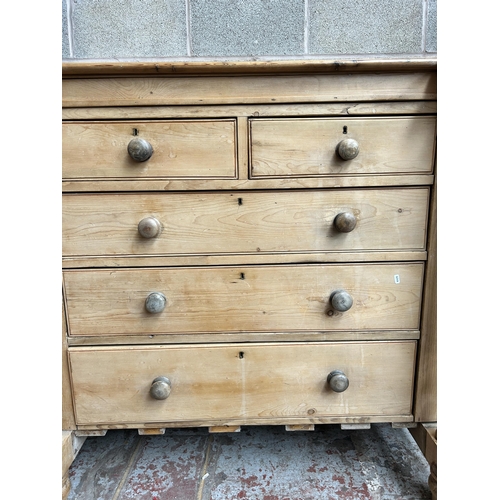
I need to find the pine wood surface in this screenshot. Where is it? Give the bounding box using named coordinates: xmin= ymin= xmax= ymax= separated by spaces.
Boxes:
xmin=62 ymin=188 xmax=429 ymax=258
xmin=61 ymin=60 xmax=436 ymax=433
xmin=63 ymin=251 xmax=427 ymax=270
xmin=414 ymin=168 xmax=437 ymax=422
xmin=63 ymin=120 xmax=237 ymax=180
xmin=62 ymin=300 xmax=76 ymax=430
xmin=250 ymin=116 xmax=436 ymax=177
xmin=62 ymin=431 xmax=73 ymax=479
xmin=68 ymin=341 xmax=416 ymax=425
xmin=62 ymin=431 xmax=72 ymax=500
xmin=62 ymin=72 xmax=436 ymax=108
xmin=62 ymin=58 xmax=437 ymax=77
xmin=67 ymin=329 xmax=420 ymax=347
xmin=62 ymin=101 xmax=437 ymax=121
xmin=62 ymin=174 xmax=435 ymax=193
xmin=74 ymin=413 xmax=414 ymax=431
xmin=63 ymin=263 xmax=424 ymax=337
xmin=62 ymin=430 xmax=86 ymax=499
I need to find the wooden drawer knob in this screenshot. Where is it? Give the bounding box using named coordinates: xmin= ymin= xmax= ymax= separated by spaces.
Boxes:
xmin=333 ymin=212 xmax=357 ymax=233
xmin=327 ymin=370 xmax=349 ymax=392
xmin=128 ymin=138 xmax=154 ymax=162
xmin=337 ymin=139 xmax=359 ymax=160
xmin=150 ymin=376 xmax=171 ymax=400
xmin=145 ymin=292 xmax=167 ymax=313
xmin=330 ymin=290 xmax=353 ymax=312
xmin=138 ymin=217 xmax=161 ymax=238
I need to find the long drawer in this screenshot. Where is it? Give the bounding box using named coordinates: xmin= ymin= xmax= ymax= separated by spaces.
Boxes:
xmin=69 ymin=341 xmax=416 ymax=425
xmin=63 ymin=263 xmax=424 ymax=337
xmin=62 ymin=119 xmax=237 ymax=180
xmin=250 ymin=116 xmax=436 ymax=178
xmin=62 ymin=188 xmax=429 ymax=258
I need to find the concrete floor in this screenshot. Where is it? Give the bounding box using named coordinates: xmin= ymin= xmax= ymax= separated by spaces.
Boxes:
xmin=67 ymin=424 xmax=431 ymax=499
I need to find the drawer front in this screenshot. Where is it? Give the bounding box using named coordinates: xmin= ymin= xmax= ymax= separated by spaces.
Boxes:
xmin=62 ymin=120 xmax=237 ymax=179
xmin=64 ymin=263 xmax=423 ymax=337
xmin=69 ymin=341 xmax=416 ymax=425
xmin=250 ymin=116 xmax=436 ymax=178
xmin=63 ymin=188 xmax=429 ymax=258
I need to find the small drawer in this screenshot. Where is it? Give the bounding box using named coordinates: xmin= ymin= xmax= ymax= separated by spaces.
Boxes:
xmin=250 ymin=116 xmax=436 ymax=178
xmin=62 ymin=188 xmax=429 ymax=258
xmin=62 ymin=119 xmax=237 ymax=180
xmin=63 ymin=263 xmax=424 ymax=337
xmin=69 ymin=341 xmax=416 ymax=425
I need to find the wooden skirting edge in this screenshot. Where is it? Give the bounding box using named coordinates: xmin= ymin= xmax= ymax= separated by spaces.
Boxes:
xmin=62 ymin=58 xmax=437 ymax=77
xmin=62 ymin=431 xmax=87 ymax=500
xmin=209 ymin=425 xmax=241 ymax=433
xmin=410 ymin=422 xmax=437 ymax=500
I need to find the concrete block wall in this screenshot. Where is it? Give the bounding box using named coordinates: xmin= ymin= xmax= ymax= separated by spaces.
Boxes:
xmin=62 ymin=0 xmax=436 ymax=60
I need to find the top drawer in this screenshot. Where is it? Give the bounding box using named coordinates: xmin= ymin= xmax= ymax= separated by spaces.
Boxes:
xmin=62 ymin=120 xmax=237 ymax=180
xmin=250 ymin=116 xmax=436 ymax=178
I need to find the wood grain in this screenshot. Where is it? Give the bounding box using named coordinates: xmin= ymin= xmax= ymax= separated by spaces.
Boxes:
xmin=62 ymin=58 xmax=437 ymax=77
xmin=62 ymin=299 xmax=76 ymax=430
xmin=250 ymin=116 xmax=436 ymax=177
xmin=62 ymin=174 xmax=435 ymax=193
xmin=63 ymin=263 xmax=424 ymax=336
xmin=67 ymin=329 xmax=420 ymax=348
xmin=62 ymin=120 xmax=237 ymax=180
xmin=63 ymin=250 xmax=428 ymax=270
xmin=62 ymin=188 xmax=429 ymax=258
xmin=61 ymin=61 xmax=436 ymax=432
xmin=74 ymin=413 xmax=414 ymax=431
xmin=62 ymin=101 xmax=437 ymax=121
xmin=414 ymin=168 xmax=437 ymax=422
xmin=62 ymin=72 xmax=436 ymax=108
xmin=69 ymin=341 xmax=416 ymax=425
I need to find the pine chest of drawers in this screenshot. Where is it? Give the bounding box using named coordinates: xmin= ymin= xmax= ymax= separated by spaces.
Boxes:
xmin=62 ymin=60 xmax=437 ymax=435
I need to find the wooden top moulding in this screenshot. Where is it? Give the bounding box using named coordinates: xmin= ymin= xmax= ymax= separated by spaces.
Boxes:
xmin=62 ymin=58 xmax=437 ymax=78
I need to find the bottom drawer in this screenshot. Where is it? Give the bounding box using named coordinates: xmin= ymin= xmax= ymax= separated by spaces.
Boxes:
xmin=69 ymin=341 xmax=416 ymax=426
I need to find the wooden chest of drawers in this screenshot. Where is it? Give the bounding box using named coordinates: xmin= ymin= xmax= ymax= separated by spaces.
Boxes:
xmin=62 ymin=60 xmax=436 ymax=435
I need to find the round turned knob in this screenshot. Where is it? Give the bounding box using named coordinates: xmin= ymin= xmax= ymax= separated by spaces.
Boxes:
xmin=138 ymin=217 xmax=161 ymax=238
xmin=327 ymin=370 xmax=349 ymax=393
xmin=330 ymin=290 xmax=353 ymax=312
xmin=128 ymin=138 xmax=154 ymax=162
xmin=337 ymin=139 xmax=359 ymax=160
xmin=150 ymin=376 xmax=171 ymax=400
xmin=145 ymin=292 xmax=167 ymax=313
xmin=333 ymin=212 xmax=357 ymax=233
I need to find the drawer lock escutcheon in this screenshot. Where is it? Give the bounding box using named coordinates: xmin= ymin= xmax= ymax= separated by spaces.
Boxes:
xmin=337 ymin=138 xmax=359 ymax=160
xmin=150 ymin=376 xmax=171 ymax=400
xmin=128 ymin=137 xmax=154 ymax=162
xmin=333 ymin=212 xmax=357 ymax=233
xmin=138 ymin=217 xmax=162 ymax=238
xmin=145 ymin=292 xmax=167 ymax=313
xmin=327 ymin=370 xmax=349 ymax=393
xmin=330 ymin=289 xmax=353 ymax=312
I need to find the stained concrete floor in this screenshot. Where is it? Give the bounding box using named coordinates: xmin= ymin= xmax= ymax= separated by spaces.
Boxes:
xmin=68 ymin=424 xmax=431 ymax=499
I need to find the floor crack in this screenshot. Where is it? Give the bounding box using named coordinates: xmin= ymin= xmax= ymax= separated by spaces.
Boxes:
xmin=111 ymin=436 xmax=144 ymax=500
xmin=196 ymin=434 xmax=214 ymax=500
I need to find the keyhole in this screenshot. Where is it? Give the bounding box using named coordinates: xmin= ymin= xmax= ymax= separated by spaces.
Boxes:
xmin=133 ymin=128 xmax=139 ymax=136
xmin=343 ymin=126 xmax=348 ymax=134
